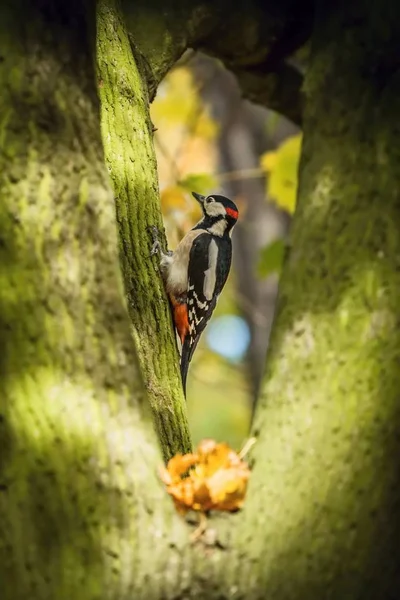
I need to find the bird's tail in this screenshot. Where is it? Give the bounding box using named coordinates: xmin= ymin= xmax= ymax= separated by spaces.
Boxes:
xmin=180 ymin=338 xmax=191 ymax=397
xmin=180 ymin=335 xmax=201 ymax=397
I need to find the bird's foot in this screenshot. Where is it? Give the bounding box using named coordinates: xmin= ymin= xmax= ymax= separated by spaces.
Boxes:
xmin=148 ymin=225 xmax=172 ymax=257
xmin=148 ymin=225 xmax=161 ymax=256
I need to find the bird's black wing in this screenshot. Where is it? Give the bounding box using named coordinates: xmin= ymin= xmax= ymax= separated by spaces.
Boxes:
xmin=180 ymin=233 xmax=232 ymax=393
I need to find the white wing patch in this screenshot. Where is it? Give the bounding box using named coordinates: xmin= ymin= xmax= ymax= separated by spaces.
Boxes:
xmin=188 ymin=307 xmax=206 ymax=329
xmin=188 ymin=284 xmax=210 ymax=341
xmin=203 ymin=239 xmax=219 ymax=301
xmin=192 ymin=290 xmax=208 ymax=309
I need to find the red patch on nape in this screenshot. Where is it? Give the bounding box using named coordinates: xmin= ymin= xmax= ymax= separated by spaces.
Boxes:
xmin=226 ymin=207 xmax=239 ymax=220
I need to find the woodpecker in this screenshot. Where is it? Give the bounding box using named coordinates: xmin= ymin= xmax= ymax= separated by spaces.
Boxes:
xmin=151 ymin=191 xmax=239 ymax=394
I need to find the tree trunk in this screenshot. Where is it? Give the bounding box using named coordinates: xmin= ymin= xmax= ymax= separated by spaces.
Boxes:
xmin=96 ymin=0 xmax=191 ymax=459
xmin=0 ymin=2 xmax=185 ymax=599
xmin=237 ymin=2 xmax=400 ymax=597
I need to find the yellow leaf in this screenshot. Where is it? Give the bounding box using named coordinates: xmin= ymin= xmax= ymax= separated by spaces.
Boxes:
xmin=207 ymin=466 xmax=249 ymax=510
xmin=260 ymin=151 xmax=277 ymax=172
xmin=179 ymin=173 xmax=217 ymax=195
xmin=194 ymin=111 xmax=219 ymax=140
xmin=160 ymin=439 xmax=251 ymax=513
xmin=151 ymin=67 xmax=218 ymax=141
xmin=164 ymin=453 xmax=199 ymax=481
xmin=260 ymin=134 xmax=302 ymax=214
xmin=151 ymin=68 xmax=198 ymax=125
xmin=160 ymin=185 xmax=188 ymax=212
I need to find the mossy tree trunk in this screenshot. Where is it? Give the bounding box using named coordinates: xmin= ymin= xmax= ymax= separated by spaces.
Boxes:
xmin=2 ymin=0 xmax=400 ymax=599
xmin=96 ymin=0 xmax=191 ymax=459
xmin=0 ymin=2 xmax=186 ymax=599
xmin=238 ymin=2 xmax=400 ymax=597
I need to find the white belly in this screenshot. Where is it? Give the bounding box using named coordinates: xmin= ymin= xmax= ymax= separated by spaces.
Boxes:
xmin=165 ymin=259 xmax=188 ymax=296
xmin=162 ymin=229 xmax=206 ymax=297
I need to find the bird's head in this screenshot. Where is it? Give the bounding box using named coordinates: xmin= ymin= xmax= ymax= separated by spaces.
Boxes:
xmin=192 ymin=192 xmax=239 ymax=236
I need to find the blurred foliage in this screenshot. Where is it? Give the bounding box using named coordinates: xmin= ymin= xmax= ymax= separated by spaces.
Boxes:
xmin=260 ymin=134 xmax=302 ymax=214
xmin=264 ymin=110 xmax=281 ymax=137
xmin=187 ymin=351 xmax=251 ymax=449
xmin=151 ymin=66 xmax=219 ymax=247
xmin=257 ymin=239 xmax=285 ymax=278
xmin=152 ymin=68 xmax=218 ymax=139
xmin=186 ymin=273 xmax=251 ymax=448
xmin=257 ymin=134 xmax=301 ymax=278
xmin=179 ymin=172 xmax=218 ymax=194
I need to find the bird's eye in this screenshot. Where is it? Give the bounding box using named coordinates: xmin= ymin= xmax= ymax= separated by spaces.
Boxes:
xmin=207 ymin=196 xmax=215 ymax=203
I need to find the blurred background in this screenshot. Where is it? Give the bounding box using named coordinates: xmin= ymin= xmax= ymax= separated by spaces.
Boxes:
xmin=151 ymin=52 xmax=301 ymax=450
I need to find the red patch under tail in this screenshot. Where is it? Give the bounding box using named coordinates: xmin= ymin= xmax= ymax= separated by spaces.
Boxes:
xmin=170 ymin=295 xmax=189 ymax=345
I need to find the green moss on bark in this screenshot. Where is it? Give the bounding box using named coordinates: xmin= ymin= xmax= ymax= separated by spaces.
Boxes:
xmin=96 ymin=0 xmax=191 ymax=460
xmin=0 ymin=2 xmax=187 ymax=598
xmin=236 ymin=2 xmax=400 ymax=598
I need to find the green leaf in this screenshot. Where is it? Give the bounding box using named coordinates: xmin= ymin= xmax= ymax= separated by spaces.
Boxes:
xmin=179 ymin=173 xmax=218 ymax=195
xmin=257 ymin=239 xmax=285 ymax=278
xmin=260 ymin=134 xmax=302 ymax=214
xmin=264 ymin=110 xmax=281 ymax=137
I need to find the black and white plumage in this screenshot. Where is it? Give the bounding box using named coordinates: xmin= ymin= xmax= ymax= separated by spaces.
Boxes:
xmin=181 ymin=230 xmax=232 ymax=390
xmin=151 ymin=191 xmax=239 ymax=395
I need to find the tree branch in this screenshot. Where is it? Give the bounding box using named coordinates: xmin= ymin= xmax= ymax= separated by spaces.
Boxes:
xmin=96 ymin=0 xmax=192 ymax=460
xmin=0 ymin=0 xmax=188 ymax=595
xmin=122 ymin=0 xmax=312 ymax=123
xmin=233 ymin=62 xmax=304 ymax=127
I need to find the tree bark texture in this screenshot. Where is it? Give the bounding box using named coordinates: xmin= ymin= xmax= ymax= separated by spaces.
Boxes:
xmin=0 ymin=2 xmax=186 ymax=599
xmin=244 ymin=2 xmax=400 ymax=597
xmin=96 ymin=0 xmax=191 ymax=460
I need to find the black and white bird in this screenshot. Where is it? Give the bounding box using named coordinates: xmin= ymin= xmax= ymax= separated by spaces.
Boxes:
xmin=151 ymin=191 xmax=239 ymax=394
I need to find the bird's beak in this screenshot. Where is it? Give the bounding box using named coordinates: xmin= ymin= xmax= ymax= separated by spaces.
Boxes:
xmin=191 ymin=191 xmax=206 ymax=205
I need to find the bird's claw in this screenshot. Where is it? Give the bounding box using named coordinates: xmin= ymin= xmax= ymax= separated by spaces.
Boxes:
xmin=148 ymin=225 xmax=160 ymax=257
xmin=148 ymin=225 xmax=172 ymax=258
xmin=150 ymin=240 xmax=161 ymax=257
xmin=147 ymin=224 xmax=159 ymax=241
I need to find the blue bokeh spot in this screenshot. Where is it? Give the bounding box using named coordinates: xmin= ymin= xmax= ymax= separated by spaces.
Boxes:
xmin=206 ymin=315 xmax=251 ymax=361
